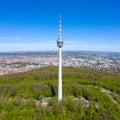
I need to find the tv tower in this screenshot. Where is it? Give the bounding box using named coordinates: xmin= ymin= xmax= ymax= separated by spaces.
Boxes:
xmin=57 ymin=14 xmax=63 ymax=102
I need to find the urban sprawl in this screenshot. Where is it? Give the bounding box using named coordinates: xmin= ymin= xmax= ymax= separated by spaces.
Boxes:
xmin=0 ymin=51 xmax=120 ymax=75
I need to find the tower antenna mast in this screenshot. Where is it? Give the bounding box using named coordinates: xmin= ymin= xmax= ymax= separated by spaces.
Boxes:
xmin=57 ymin=14 xmax=64 ymax=102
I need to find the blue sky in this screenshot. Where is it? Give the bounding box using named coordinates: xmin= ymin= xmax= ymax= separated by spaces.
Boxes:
xmin=0 ymin=0 xmax=120 ymax=52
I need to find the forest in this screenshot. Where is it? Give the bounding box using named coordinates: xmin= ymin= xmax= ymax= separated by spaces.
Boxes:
xmin=0 ymin=66 xmax=120 ymax=120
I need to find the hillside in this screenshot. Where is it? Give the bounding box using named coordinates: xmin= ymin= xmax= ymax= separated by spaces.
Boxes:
xmin=0 ymin=66 xmax=120 ymax=120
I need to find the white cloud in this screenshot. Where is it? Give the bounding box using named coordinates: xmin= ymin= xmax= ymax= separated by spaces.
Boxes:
xmin=63 ymin=40 xmax=120 ymax=52
xmin=0 ymin=42 xmax=57 ymax=52
xmin=0 ymin=40 xmax=119 ymax=52
xmin=0 ymin=36 xmax=23 ymax=41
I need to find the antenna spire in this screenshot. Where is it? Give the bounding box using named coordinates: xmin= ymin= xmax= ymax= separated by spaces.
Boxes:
xmin=59 ymin=14 xmax=62 ymax=41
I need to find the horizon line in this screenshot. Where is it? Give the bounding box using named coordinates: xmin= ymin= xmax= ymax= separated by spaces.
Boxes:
xmin=0 ymin=50 xmax=120 ymax=53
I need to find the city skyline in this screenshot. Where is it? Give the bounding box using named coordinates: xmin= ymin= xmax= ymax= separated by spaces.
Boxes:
xmin=0 ymin=0 xmax=120 ymax=52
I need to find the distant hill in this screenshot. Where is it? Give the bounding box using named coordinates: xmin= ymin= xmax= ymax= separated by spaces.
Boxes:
xmin=0 ymin=66 xmax=120 ymax=120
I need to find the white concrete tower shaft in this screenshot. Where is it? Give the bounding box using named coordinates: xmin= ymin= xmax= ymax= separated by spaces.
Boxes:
xmin=57 ymin=14 xmax=63 ymax=102
xmin=58 ymin=46 xmax=62 ymax=101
